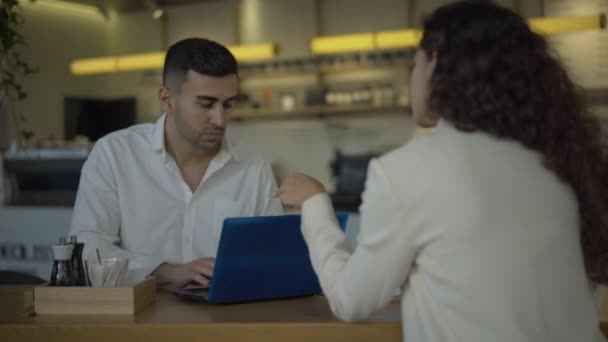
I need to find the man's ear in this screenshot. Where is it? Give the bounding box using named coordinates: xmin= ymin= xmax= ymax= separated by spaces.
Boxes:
xmin=159 ymin=86 xmax=174 ymax=114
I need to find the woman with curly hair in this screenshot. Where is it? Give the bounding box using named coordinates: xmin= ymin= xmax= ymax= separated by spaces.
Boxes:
xmin=277 ymin=1 xmax=608 ymax=341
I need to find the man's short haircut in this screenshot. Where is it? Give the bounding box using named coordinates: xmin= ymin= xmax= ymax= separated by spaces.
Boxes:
xmin=162 ymin=38 xmax=238 ymax=89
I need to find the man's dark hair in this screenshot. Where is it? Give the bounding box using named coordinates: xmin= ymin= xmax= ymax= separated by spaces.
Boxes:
xmin=162 ymin=38 xmax=238 ymax=89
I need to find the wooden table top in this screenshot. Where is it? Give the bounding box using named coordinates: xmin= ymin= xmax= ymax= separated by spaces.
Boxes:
xmin=2 ymin=285 xmax=607 ymax=341
xmin=601 ymin=293 xmax=608 ymax=336
xmin=0 ymin=285 xmax=402 ymax=342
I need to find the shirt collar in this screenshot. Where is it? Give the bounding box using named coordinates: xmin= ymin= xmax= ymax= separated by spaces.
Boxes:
xmin=435 ymin=118 xmax=446 ymax=131
xmin=149 ymin=113 xmax=240 ymax=162
xmin=151 ymin=114 xmax=166 ymax=152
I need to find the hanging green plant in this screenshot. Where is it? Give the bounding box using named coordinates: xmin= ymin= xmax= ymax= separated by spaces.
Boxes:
xmin=0 ymin=0 xmax=38 ymax=147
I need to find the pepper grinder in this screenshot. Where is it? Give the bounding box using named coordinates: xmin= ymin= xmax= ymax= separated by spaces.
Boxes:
xmin=70 ymin=235 xmax=87 ymax=286
xmin=49 ymin=237 xmax=75 ymax=287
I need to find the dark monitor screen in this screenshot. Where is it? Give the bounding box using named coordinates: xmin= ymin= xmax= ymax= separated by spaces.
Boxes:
xmin=64 ymin=97 xmax=136 ymax=141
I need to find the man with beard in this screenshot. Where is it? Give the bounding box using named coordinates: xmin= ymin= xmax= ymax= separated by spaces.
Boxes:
xmin=69 ymin=38 xmax=283 ymax=289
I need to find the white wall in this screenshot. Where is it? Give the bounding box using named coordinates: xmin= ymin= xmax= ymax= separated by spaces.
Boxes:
xmin=240 ymin=0 xmax=317 ymax=58
xmin=16 ymin=1 xmax=109 ymax=140
xmin=0 ymin=206 xmax=365 ymax=280
xmin=15 ymin=2 xmax=167 ymax=138
xmin=0 ymin=207 xmax=72 ymax=280
xmin=103 ymin=10 xmax=165 ymax=123
xmin=413 ymin=0 xmax=543 ymax=24
xmin=1 ymin=96 xmax=14 ymax=150
xmin=10 ymin=0 xmax=603 ymax=190
xmin=229 ymin=113 xmax=415 ymax=188
xmin=167 ymin=0 xmax=238 ymax=46
xmin=544 ymin=0 xmax=608 ymax=89
xmin=322 ymin=0 xmax=409 ymax=34
xmin=232 ymin=0 xmax=418 ymax=186
xmin=12 ymin=0 xmax=550 ymax=139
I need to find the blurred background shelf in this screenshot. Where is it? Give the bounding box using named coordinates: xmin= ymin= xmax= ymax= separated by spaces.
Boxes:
xmin=232 ymin=104 xmax=410 ymax=120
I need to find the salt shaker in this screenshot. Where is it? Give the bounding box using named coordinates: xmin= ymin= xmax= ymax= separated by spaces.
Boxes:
xmin=70 ymin=235 xmax=87 ymax=286
xmin=49 ymin=237 xmax=75 ymax=287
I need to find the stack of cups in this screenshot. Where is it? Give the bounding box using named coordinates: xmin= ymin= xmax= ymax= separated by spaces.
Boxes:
xmin=85 ymin=257 xmax=129 ymax=287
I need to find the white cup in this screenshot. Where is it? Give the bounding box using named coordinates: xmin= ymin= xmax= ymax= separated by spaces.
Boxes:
xmin=85 ymin=257 xmax=129 ymax=287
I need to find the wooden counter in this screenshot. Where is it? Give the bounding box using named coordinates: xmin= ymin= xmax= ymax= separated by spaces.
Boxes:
xmin=602 ymin=291 xmax=608 ymax=337
xmin=2 ymin=285 xmax=607 ymax=342
xmin=0 ymin=286 xmax=401 ymax=342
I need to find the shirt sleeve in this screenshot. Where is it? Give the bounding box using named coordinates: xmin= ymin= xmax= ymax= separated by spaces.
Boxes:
xmin=300 ymin=158 xmax=420 ymax=322
xmin=69 ymin=141 xmax=164 ymax=276
xmin=257 ymin=161 xmax=284 ymax=216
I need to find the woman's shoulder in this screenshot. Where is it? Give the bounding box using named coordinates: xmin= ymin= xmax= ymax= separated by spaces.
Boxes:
xmin=378 ymin=130 xmax=443 ymax=169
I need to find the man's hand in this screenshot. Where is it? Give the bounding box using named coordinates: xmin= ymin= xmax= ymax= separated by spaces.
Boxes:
xmin=276 ymin=173 xmax=326 ymax=210
xmin=152 ymin=257 xmax=215 ymax=288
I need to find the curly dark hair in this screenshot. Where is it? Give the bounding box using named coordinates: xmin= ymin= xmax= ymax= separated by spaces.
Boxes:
xmin=420 ymin=1 xmax=608 ymax=283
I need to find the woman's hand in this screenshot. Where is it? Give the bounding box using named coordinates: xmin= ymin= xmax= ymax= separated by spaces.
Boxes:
xmin=276 ymin=173 xmax=326 ymax=210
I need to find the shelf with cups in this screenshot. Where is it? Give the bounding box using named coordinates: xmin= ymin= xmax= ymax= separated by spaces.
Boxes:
xmin=238 ymin=63 xmax=412 ymax=79
xmin=233 ymin=48 xmax=414 ymax=121
xmin=238 ymin=48 xmax=415 ymax=78
xmin=231 ymin=103 xmax=410 ymax=121
xmin=138 ymin=50 xmax=413 ymax=83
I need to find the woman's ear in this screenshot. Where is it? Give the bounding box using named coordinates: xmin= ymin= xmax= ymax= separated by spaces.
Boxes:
xmin=426 ymin=51 xmax=437 ymax=79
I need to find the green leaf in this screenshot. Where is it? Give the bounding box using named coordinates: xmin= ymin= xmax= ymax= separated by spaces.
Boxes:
xmin=21 ymin=129 xmax=34 ymax=140
xmin=2 ymin=0 xmax=37 ymax=135
xmin=24 ymin=66 xmax=39 ymax=75
xmin=13 ymin=13 xmax=25 ymax=26
xmin=4 ymin=72 xmax=15 ymax=82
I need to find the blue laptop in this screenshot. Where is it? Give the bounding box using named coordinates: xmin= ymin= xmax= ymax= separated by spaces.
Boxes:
xmin=170 ymin=214 xmax=349 ymax=304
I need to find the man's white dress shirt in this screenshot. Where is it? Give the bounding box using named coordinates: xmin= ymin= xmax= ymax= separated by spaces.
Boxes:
xmin=69 ymin=114 xmax=283 ymax=276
